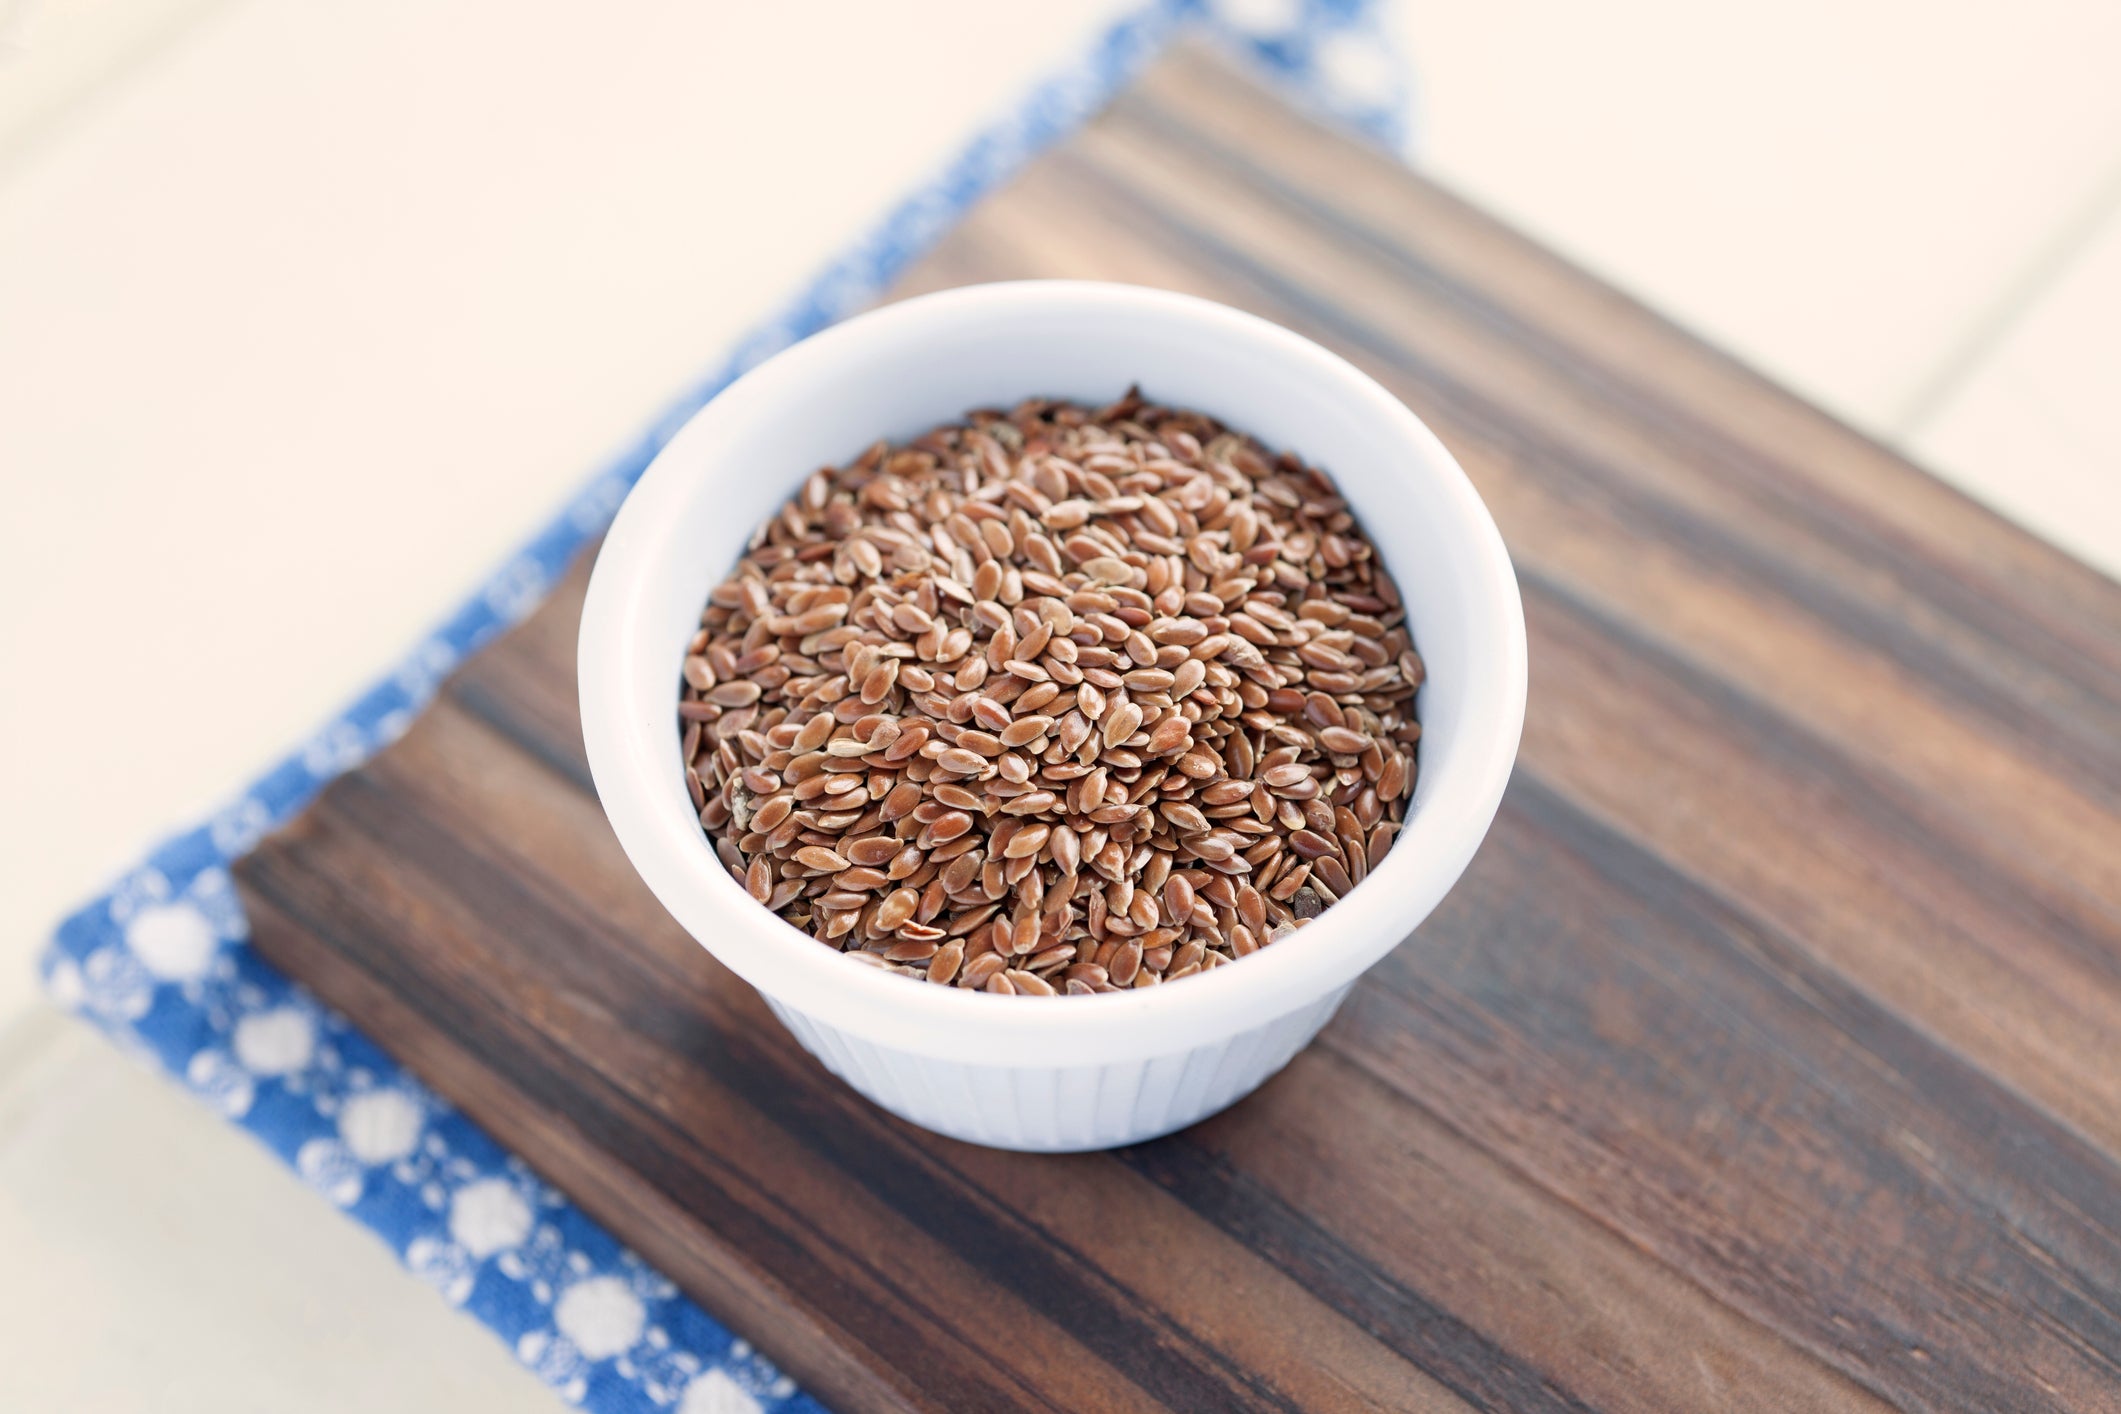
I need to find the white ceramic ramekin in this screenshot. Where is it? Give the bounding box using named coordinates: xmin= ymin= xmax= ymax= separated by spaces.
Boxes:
xmin=579 ymin=281 xmax=1525 ymax=1151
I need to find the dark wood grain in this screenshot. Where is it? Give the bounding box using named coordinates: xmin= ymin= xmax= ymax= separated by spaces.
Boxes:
xmin=234 ymin=44 xmax=2121 ymax=1414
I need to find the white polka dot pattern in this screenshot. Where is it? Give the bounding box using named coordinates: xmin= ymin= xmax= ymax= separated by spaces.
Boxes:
xmin=124 ymin=903 xmax=220 ymax=982
xmin=452 ymin=1178 xmax=536 ymax=1258
xmin=233 ymin=1006 xmax=317 ymax=1075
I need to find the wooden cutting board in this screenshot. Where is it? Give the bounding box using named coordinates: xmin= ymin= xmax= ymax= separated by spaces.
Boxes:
xmin=234 ymin=43 xmax=2121 ymax=1414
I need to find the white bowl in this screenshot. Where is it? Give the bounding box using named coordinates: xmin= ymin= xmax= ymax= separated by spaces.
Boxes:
xmin=579 ymin=281 xmax=1526 ymax=1151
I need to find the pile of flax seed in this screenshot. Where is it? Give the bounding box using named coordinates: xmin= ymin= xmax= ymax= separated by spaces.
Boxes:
xmin=679 ymin=391 xmax=1422 ymax=996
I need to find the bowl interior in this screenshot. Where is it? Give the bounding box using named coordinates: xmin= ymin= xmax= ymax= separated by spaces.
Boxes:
xmin=583 ymin=281 xmax=1524 ymax=1061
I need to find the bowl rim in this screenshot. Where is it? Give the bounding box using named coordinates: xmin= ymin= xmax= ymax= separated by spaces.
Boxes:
xmin=579 ymin=280 xmax=1526 ymax=1065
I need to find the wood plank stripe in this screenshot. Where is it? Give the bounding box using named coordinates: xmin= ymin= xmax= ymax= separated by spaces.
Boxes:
xmin=1120 ymin=1138 xmax=1604 ymax=1414
xmin=1332 ymin=777 xmax=2121 ymax=1409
